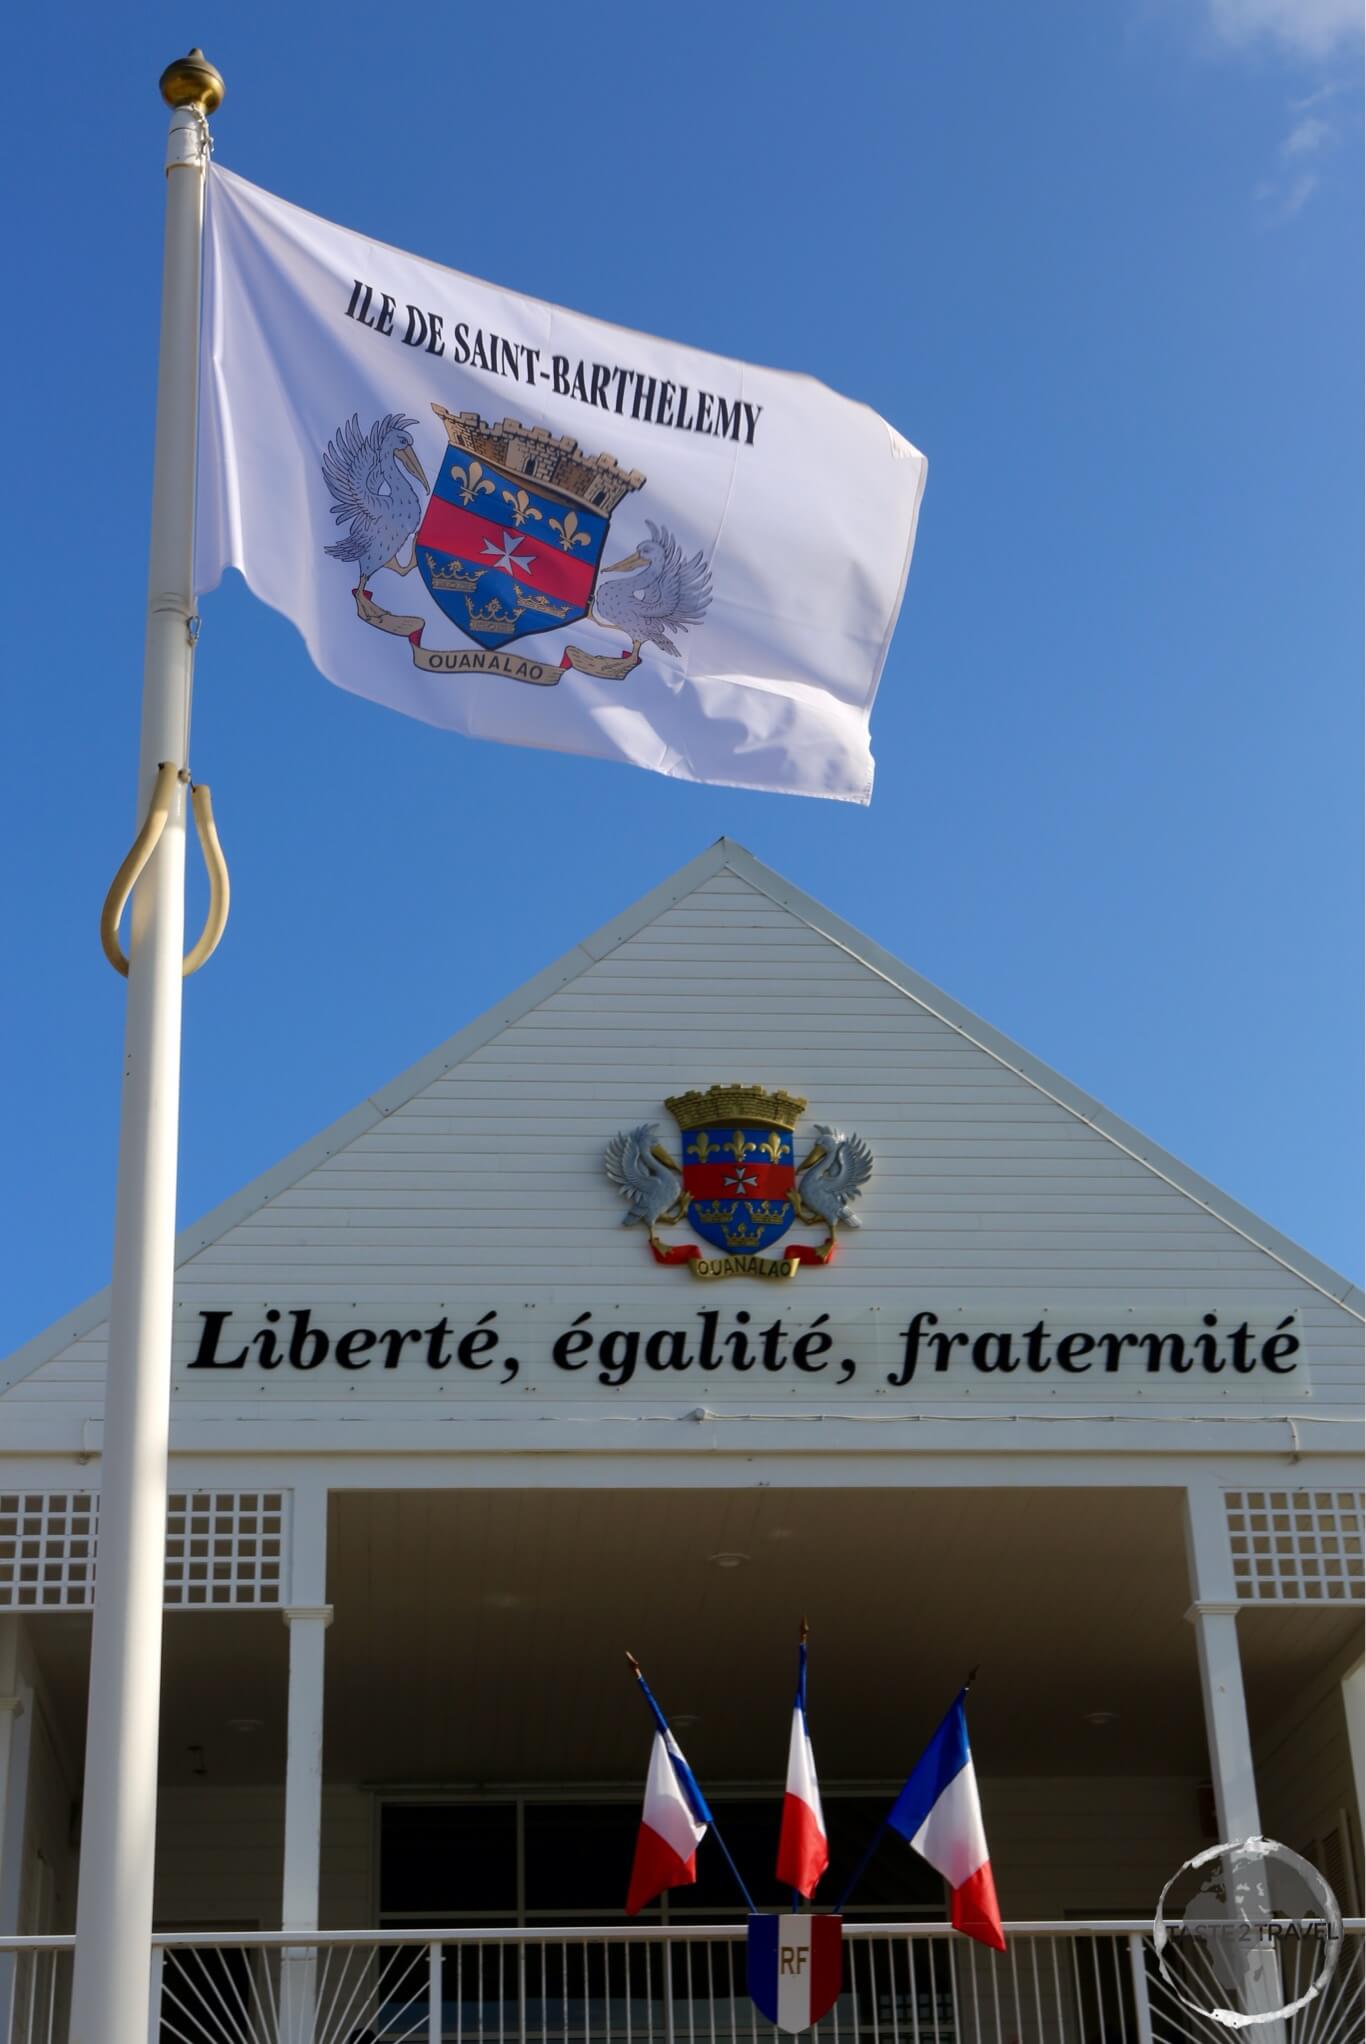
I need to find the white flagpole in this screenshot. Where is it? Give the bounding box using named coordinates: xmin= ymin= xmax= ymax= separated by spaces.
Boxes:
xmin=69 ymin=50 xmax=223 ymax=2044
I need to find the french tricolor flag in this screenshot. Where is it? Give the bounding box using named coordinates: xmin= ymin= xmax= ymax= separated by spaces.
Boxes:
xmin=775 ymin=1634 xmax=828 ymax=1899
xmin=626 ymin=1724 xmax=711 ymax=1916
xmin=886 ymin=1691 xmax=1005 ymax=1951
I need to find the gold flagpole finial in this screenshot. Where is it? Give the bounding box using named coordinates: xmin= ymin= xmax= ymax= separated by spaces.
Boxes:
xmin=159 ymin=48 xmax=225 ymax=113
xmin=624 ymin=1650 xmax=642 ymax=1677
xmin=800 ymin=1617 xmax=809 ymax=1643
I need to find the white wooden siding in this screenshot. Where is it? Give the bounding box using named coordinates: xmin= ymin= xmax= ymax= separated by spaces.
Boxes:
xmin=1255 ymin=1650 xmax=1364 ymax=1913
xmin=984 ymin=1777 xmax=1205 ymax=1916
xmin=138 ymin=1776 xmax=1203 ymax=1926
xmin=19 ymin=1700 xmax=77 ymax=1933
xmin=5 ymin=856 xmax=1361 ymax=1431
xmin=152 ymin=1787 xmax=372 ymax=1929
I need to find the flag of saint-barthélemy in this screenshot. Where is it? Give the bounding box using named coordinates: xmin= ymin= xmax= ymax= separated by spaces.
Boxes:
xmin=195 ymin=166 xmax=927 ymax=802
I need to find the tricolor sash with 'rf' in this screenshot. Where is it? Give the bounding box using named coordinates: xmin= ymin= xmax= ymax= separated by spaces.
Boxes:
xmin=747 ymin=1914 xmax=843 ymax=2033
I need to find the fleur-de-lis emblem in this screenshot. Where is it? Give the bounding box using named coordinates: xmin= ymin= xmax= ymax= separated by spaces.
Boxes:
xmin=502 ymin=488 xmax=543 ymax=528
xmin=758 ymin=1130 xmax=785 ymax=1164
xmin=690 ymin=1132 xmax=717 ymax=1163
xmin=549 ymin=510 xmax=592 ymax=553
xmin=451 ymin=460 xmax=495 ymax=506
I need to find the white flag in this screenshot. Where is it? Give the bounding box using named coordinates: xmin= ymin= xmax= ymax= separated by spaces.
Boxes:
xmin=196 ymin=167 xmax=927 ymax=801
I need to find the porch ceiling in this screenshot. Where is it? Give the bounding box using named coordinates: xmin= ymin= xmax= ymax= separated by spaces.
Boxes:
xmin=325 ymin=1485 xmax=1199 ymax=1784
xmin=29 ymin=1487 xmax=1358 ymax=1791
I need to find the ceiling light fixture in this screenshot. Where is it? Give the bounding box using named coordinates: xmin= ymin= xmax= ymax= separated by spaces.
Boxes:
xmin=707 ymin=1552 xmax=750 ymax=1570
xmin=1083 ymin=1710 xmax=1119 ymax=1727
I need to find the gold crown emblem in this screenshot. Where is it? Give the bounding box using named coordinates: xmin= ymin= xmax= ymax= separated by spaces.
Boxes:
xmin=432 ymin=406 xmax=646 ymax=518
xmin=666 ymin=1084 xmax=808 ymax=1133
xmin=465 ymin=595 xmax=520 ymax=636
xmin=723 ymin=1220 xmax=765 ymax=1251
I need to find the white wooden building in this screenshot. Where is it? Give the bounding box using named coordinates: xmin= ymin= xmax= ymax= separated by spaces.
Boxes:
xmin=1 ymin=840 xmax=1361 ymax=2043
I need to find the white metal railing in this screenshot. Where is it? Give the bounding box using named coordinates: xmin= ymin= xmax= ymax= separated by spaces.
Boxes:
xmin=0 ymin=1923 xmax=1360 ymax=2044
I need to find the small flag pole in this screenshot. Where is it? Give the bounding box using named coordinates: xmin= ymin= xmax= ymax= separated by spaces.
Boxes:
xmin=626 ymin=1652 xmax=758 ymax=1915
xmin=832 ymin=1811 xmax=886 ymax=1915
xmin=833 ymin=1670 xmax=980 ymax=1914
xmin=68 ymin=50 xmax=223 ymax=2044
xmin=792 ymin=1619 xmax=809 ymax=1911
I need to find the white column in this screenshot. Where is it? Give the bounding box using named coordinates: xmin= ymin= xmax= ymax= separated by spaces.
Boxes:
xmin=1186 ymin=1601 xmax=1260 ymax=1840
xmin=1183 ymin=1488 xmax=1288 ymax=2040
xmin=1184 ymin=1484 xmax=1260 ymax=1841
xmin=280 ymin=1493 xmax=330 ymax=2044
xmin=281 ymin=1489 xmax=331 ymax=1932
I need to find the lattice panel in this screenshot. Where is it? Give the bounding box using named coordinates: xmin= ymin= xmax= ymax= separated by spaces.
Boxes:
xmin=0 ymin=1491 xmax=287 ymax=1609
xmin=163 ymin=1491 xmax=287 ymax=1607
xmin=1226 ymin=1487 xmax=1365 ymax=1603
xmin=0 ymin=1494 xmax=99 ymax=1608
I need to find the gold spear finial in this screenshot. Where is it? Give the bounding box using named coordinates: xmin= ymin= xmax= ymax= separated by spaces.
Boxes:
xmin=159 ymin=48 xmax=225 ymax=113
xmin=625 ymin=1650 xmax=642 ymax=1677
xmin=800 ymin=1617 xmax=810 ymax=1643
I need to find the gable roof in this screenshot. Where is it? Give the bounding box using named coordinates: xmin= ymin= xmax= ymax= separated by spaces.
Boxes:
xmin=4 ymin=838 xmax=1360 ymax=1396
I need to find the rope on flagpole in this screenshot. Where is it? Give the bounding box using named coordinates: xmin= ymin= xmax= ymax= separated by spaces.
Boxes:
xmin=100 ymin=761 xmax=180 ymax=975
xmin=101 ymin=763 xmax=230 ymax=977
xmin=182 ymin=781 xmax=230 ymax=974
xmin=625 ymin=1651 xmax=759 ymax=1916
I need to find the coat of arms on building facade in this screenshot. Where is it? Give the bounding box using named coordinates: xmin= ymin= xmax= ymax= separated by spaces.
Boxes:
xmin=604 ymin=1086 xmax=872 ymax=1281
xmin=321 ymin=406 xmax=711 ymax=689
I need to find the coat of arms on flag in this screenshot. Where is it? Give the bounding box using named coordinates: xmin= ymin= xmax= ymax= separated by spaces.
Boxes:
xmin=603 ymin=1085 xmax=873 ymax=1280
xmin=417 ymin=409 xmax=637 ymax=652
xmin=321 ymin=404 xmax=712 ymax=688
xmin=747 ymin=1914 xmax=844 ymax=2033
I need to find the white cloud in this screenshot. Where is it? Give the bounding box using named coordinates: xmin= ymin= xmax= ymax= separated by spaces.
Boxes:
xmin=1179 ymin=3 xmax=1360 ymax=220
xmin=1254 ymin=82 xmax=1348 ymax=218
xmin=1280 ymin=112 xmax=1335 ymax=153
xmin=1207 ymin=0 xmax=1363 ymax=59
xmin=1256 ymin=166 xmax=1322 ymax=217
xmin=1289 ymin=80 xmax=1352 ymax=111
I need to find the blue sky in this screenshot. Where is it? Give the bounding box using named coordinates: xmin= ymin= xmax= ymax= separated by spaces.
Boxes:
xmin=2 ymin=0 xmax=1361 ymax=1354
